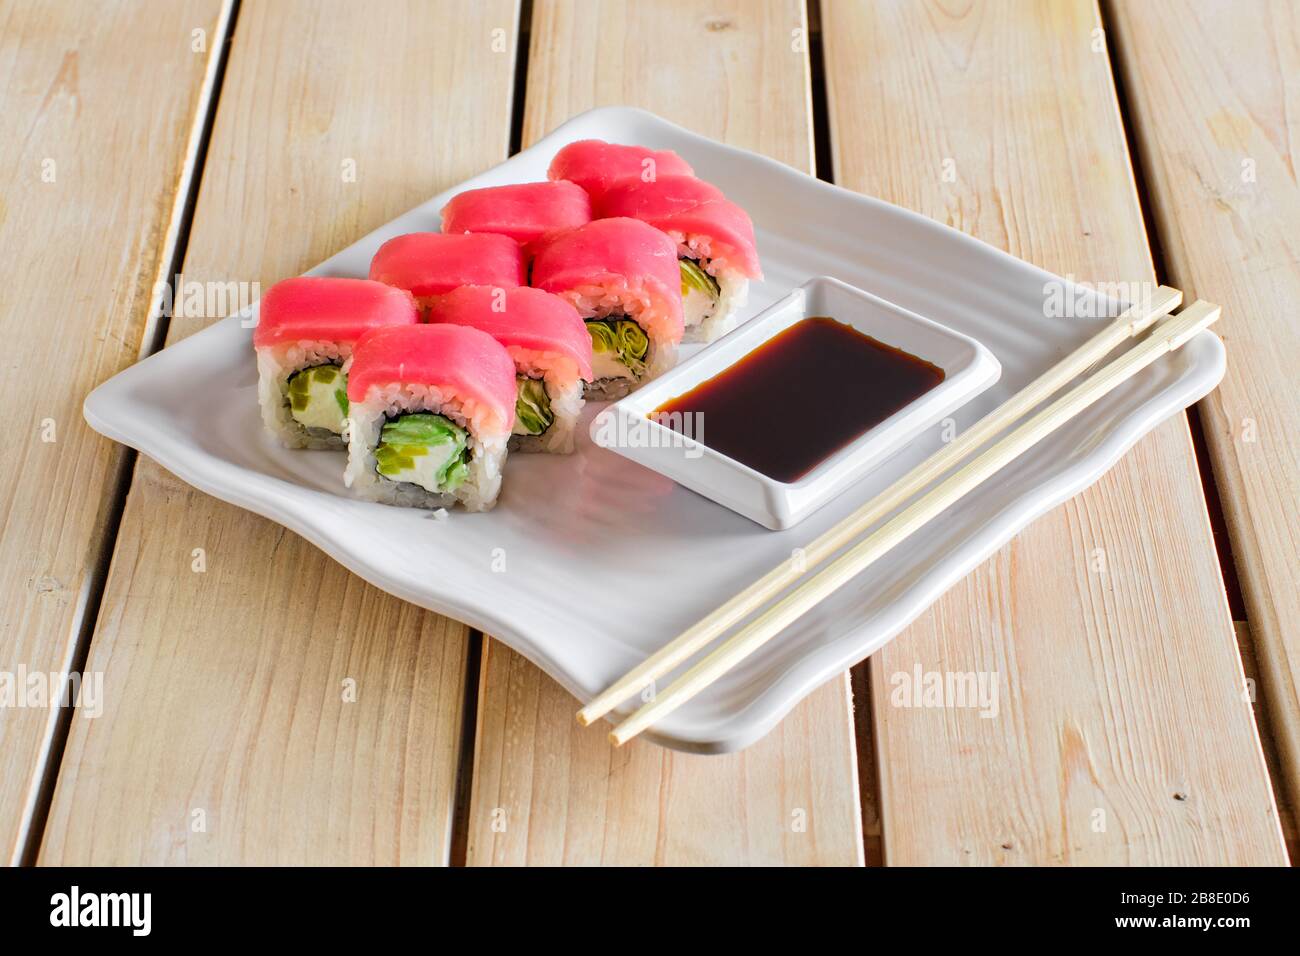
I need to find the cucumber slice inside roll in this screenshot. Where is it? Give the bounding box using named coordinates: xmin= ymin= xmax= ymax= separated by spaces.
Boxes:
xmin=374 ymin=412 xmax=470 ymax=492
xmin=514 ymin=377 xmax=554 ymax=436
xmin=586 ymin=318 xmax=649 ymax=379
xmin=679 ymin=258 xmax=721 ymax=301
xmin=287 ymin=364 xmax=348 ymax=433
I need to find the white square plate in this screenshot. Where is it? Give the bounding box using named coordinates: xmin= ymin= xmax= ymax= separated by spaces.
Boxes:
xmin=607 ymin=276 xmax=1001 ymax=529
xmin=84 ymin=107 xmax=1224 ymax=753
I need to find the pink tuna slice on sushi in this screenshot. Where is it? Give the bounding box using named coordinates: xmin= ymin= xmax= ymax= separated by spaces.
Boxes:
xmin=592 ymin=174 xmax=724 ymax=217
xmin=253 ymin=276 xmax=418 ymax=349
xmin=368 ymin=232 xmax=526 ymax=308
xmin=531 ymin=217 xmax=684 ymax=347
xmin=428 ymin=286 xmax=594 ymax=453
xmin=595 ymin=175 xmax=762 ymax=280
xmin=440 ymin=181 xmax=592 ymax=254
xmin=347 ymin=323 xmax=518 ymax=435
xmin=427 ymin=286 xmax=593 ymax=383
xmin=547 ymin=139 xmax=694 ymax=202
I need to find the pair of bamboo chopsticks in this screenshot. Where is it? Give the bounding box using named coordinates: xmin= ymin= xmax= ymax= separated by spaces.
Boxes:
xmin=580 ymin=286 xmax=1219 ymax=745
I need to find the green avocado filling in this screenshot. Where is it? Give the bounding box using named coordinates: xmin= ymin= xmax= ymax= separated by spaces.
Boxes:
xmin=286 ymin=364 xmax=349 ymax=433
xmin=374 ymin=413 xmax=470 ymax=491
xmin=679 ymin=258 xmax=721 ymax=301
xmin=515 ymin=377 xmax=554 ymax=436
xmin=586 ymin=318 xmax=650 ymax=378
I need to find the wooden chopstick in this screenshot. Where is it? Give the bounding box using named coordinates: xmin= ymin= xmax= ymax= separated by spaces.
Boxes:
xmin=577 ymin=285 xmax=1183 ymax=728
xmin=608 ymin=300 xmax=1220 ymax=745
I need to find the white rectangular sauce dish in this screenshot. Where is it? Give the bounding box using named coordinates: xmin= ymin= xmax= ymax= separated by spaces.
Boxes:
xmin=603 ymin=277 xmax=1001 ymax=529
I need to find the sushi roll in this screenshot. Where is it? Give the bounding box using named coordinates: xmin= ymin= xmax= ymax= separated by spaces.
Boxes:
xmin=547 ymin=139 xmax=694 ymax=202
xmin=531 ymin=217 xmax=684 ymax=401
xmin=253 ymin=276 xmax=419 ymax=450
xmin=596 ymin=175 xmax=762 ymax=343
xmin=368 ymin=232 xmax=526 ymax=310
xmin=440 ymin=181 xmax=592 ymax=255
xmin=427 ymin=286 xmax=593 ymax=454
xmin=344 ymin=324 xmax=516 ymax=512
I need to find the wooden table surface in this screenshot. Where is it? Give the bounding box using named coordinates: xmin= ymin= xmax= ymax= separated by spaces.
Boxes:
xmin=2 ymin=0 xmax=1296 ymax=866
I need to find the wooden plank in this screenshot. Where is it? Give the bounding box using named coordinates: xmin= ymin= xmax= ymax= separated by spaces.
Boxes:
xmin=1107 ymin=0 xmax=1300 ymax=854
xmin=465 ymin=0 xmax=864 ymax=867
xmin=38 ymin=0 xmax=520 ymax=865
xmin=821 ymin=0 xmax=1287 ymax=864
xmin=0 ymin=0 xmax=228 ymax=865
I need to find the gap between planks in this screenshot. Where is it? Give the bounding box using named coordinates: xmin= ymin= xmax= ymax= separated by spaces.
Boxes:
xmin=1098 ymin=0 xmax=1297 ymax=860
xmin=823 ymin=0 xmax=1285 ymax=865
xmin=1097 ymin=0 xmax=1248 ymax=622
xmin=17 ymin=0 xmax=242 ymax=867
xmin=445 ymin=0 xmax=534 ymax=868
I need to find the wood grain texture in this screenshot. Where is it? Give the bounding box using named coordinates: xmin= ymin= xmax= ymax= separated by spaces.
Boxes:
xmin=1107 ymin=0 xmax=1300 ymax=850
xmin=466 ymin=0 xmax=864 ymax=866
xmin=0 ymin=0 xmax=227 ymax=865
xmin=39 ymin=0 xmax=520 ymax=865
xmin=822 ymin=0 xmax=1287 ymax=864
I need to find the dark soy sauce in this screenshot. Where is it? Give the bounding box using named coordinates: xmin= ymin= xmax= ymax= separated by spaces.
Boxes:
xmin=653 ymin=316 xmax=945 ymax=483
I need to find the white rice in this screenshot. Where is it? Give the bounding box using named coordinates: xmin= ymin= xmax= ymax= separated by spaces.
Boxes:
xmin=256 ymin=340 xmax=351 ymax=449
xmin=672 ymin=232 xmax=750 ymax=344
xmin=682 ymin=268 xmax=748 ymax=343
xmin=508 ymin=346 xmax=585 ymax=454
xmin=344 ymin=383 xmax=510 ymax=512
